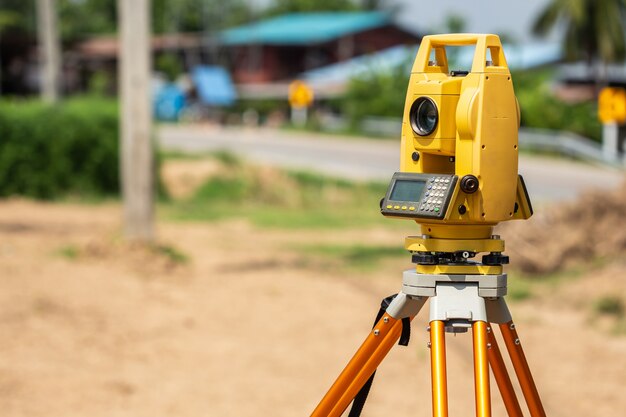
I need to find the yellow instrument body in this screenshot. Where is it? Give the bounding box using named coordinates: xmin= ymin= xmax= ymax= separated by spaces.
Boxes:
xmin=398 ymin=34 xmax=531 ymax=240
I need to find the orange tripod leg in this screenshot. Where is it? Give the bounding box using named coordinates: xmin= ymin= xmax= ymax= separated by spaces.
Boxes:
xmin=486 ymin=324 xmax=523 ymax=417
xmin=311 ymin=312 xmax=407 ymax=417
xmin=430 ymin=320 xmax=448 ymax=417
xmin=472 ymin=321 xmax=491 ymax=417
xmin=499 ymin=322 xmax=547 ymax=417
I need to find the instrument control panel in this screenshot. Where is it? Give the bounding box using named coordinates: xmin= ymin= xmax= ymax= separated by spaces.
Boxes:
xmin=381 ymin=172 xmax=458 ymax=219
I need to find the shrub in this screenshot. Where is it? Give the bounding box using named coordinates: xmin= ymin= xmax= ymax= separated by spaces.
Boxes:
xmin=593 ymin=296 xmax=625 ymax=317
xmin=342 ymin=62 xmax=411 ymax=126
xmin=0 ymin=97 xmax=120 ymax=199
xmin=513 ymin=69 xmax=602 ymax=142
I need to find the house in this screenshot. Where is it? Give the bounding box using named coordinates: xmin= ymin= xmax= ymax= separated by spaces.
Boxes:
xmin=219 ymin=11 xmax=420 ymax=84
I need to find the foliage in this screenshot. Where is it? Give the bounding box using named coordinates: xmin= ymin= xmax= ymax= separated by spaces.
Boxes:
xmin=0 ymin=0 xmax=35 ymax=33
xmin=151 ymin=243 xmax=189 ymax=265
xmin=533 ymin=0 xmax=626 ymax=65
xmin=155 ymin=53 xmax=183 ymax=82
xmin=513 ymin=69 xmax=602 ymax=141
xmin=58 ymin=0 xmax=117 ymax=40
xmin=0 ymin=0 xmax=252 ymax=40
xmin=593 ymin=296 xmax=625 ymax=317
xmin=0 ymin=8 xmax=22 ymax=31
xmin=0 ymin=0 xmax=115 ymax=39
xmin=263 ymin=0 xmax=360 ymax=16
xmin=151 ymin=0 xmax=251 ymax=34
xmin=55 ymin=244 xmax=80 ymax=260
xmin=444 ymin=14 xmax=466 ymax=33
xmin=341 ymin=60 xmax=411 ymax=126
xmin=0 ymin=97 xmax=120 ymax=199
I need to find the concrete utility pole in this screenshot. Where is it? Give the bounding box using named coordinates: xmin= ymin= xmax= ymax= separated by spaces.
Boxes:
xmin=118 ymin=0 xmax=154 ymax=242
xmin=36 ymin=0 xmax=61 ymax=103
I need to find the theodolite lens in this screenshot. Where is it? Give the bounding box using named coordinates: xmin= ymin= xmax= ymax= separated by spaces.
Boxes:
xmin=410 ymin=97 xmax=438 ymax=136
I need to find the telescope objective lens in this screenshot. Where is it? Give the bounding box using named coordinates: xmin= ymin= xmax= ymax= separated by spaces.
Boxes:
xmin=410 ymin=97 xmax=438 ymax=136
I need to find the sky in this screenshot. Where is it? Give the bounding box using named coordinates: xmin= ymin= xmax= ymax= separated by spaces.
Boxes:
xmin=249 ymin=0 xmax=557 ymax=44
xmin=388 ymin=0 xmax=554 ymax=42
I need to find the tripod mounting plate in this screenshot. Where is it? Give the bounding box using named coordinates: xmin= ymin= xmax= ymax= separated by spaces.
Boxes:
xmin=385 ymin=270 xmax=512 ymax=325
xmin=402 ymin=270 xmax=507 ymax=298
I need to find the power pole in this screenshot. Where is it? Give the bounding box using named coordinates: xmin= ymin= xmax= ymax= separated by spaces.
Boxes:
xmin=118 ymin=0 xmax=154 ymax=242
xmin=36 ymin=0 xmax=61 ymax=103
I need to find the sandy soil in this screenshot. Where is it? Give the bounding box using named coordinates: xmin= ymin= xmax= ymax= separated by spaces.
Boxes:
xmin=1 ymin=199 xmax=625 ymax=417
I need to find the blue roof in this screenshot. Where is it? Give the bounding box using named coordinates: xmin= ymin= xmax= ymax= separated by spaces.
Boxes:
xmin=192 ymin=66 xmax=237 ymax=106
xmin=220 ymin=12 xmax=392 ymax=46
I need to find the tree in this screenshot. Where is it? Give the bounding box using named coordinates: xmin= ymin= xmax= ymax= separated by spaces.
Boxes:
xmin=444 ymin=14 xmax=466 ymax=33
xmin=152 ymin=0 xmax=251 ymax=34
xmin=533 ymin=0 xmax=626 ymax=67
xmin=0 ymin=1 xmax=35 ymax=34
xmin=58 ymin=0 xmax=116 ymax=40
xmin=1 ymin=0 xmax=252 ymax=40
xmin=342 ymin=56 xmax=412 ymax=125
xmin=264 ymin=0 xmax=360 ymax=16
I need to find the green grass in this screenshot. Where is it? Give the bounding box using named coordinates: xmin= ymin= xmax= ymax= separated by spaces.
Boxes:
xmin=505 ymin=263 xmax=593 ymax=302
xmin=591 ymin=295 xmax=626 ymax=335
xmin=294 ymin=243 xmax=408 ymax=270
xmin=506 ymin=277 xmax=533 ymax=301
xmin=162 ymin=154 xmax=393 ymax=229
xmin=151 ymin=244 xmax=189 ymax=265
xmin=55 ymin=245 xmax=80 ymax=260
xmin=593 ymin=296 xmax=624 ymax=317
xmin=159 ymin=149 xmax=243 ymax=165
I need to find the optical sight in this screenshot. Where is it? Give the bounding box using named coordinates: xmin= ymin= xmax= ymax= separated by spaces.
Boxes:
xmin=381 ymin=34 xmax=533 ymax=239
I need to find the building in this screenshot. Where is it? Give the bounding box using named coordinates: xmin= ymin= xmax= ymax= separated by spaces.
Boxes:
xmin=219 ymin=11 xmax=420 ymax=84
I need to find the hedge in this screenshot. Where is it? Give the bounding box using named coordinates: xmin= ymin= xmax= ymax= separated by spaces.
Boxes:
xmin=0 ymin=97 xmax=120 ymax=199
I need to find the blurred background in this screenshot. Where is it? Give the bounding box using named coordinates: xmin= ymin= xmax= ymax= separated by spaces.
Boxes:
xmin=1 ymin=1 xmax=625 ymax=416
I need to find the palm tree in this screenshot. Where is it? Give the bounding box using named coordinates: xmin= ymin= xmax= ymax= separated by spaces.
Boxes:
xmin=533 ymin=0 xmax=626 ymax=70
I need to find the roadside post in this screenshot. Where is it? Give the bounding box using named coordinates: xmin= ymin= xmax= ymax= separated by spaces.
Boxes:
xmin=598 ymin=87 xmax=626 ymax=164
xmin=288 ymin=80 xmax=314 ymax=127
xmin=118 ymin=0 xmax=154 ymax=242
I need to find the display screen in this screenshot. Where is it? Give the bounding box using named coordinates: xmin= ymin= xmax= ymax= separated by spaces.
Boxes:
xmin=389 ymin=179 xmax=426 ymax=201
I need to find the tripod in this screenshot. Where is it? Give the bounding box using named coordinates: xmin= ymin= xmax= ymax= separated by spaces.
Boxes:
xmin=310 ymin=236 xmax=547 ymax=417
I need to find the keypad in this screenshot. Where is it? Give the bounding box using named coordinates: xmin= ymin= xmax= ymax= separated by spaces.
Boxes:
xmin=381 ymin=173 xmax=457 ymax=220
xmin=419 ymin=176 xmax=451 ymax=215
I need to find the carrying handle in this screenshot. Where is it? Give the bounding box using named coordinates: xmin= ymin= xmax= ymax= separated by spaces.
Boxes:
xmin=412 ymin=34 xmax=509 ymax=74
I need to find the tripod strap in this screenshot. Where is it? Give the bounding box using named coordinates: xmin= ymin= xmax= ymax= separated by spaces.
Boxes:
xmin=347 ymin=295 xmax=411 ymax=417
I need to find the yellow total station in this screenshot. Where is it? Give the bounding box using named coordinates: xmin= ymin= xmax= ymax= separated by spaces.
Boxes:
xmin=381 ymin=34 xmax=533 ymax=243
xmin=312 ymin=36 xmax=547 ymax=417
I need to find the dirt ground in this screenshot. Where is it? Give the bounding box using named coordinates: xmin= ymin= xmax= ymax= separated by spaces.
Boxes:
xmin=1 ymin=196 xmax=625 ymax=417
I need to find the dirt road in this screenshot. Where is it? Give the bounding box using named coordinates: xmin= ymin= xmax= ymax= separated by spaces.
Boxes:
xmin=1 ymin=199 xmax=625 ymax=416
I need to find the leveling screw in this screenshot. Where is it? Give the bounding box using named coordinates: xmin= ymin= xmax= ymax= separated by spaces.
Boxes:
xmin=426 ymin=326 xmax=431 ymax=332
xmin=427 ymin=342 xmax=432 ymax=349
xmin=515 ymin=338 xmax=520 ymax=345
xmin=510 ymin=323 xmax=516 ymax=330
xmin=383 ymin=317 xmax=389 ymax=323
xmin=373 ymin=330 xmax=380 ymax=336
xmin=487 ymin=343 xmax=492 ymax=349
xmin=487 ymin=327 xmax=492 ymax=333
